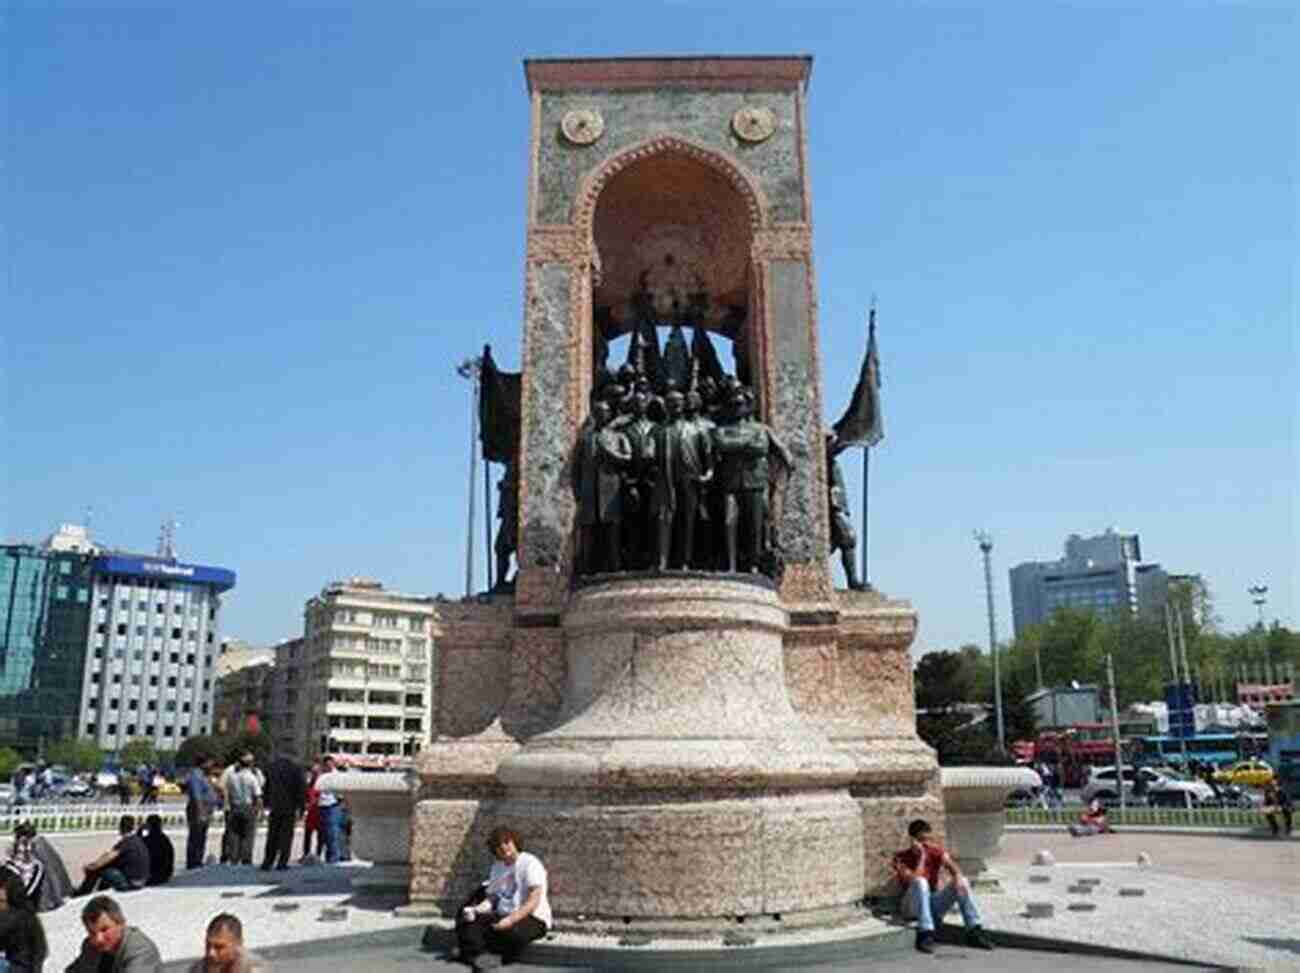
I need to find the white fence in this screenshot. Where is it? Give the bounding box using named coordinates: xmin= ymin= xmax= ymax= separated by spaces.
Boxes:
xmin=1 ymin=803 xmax=226 ymax=834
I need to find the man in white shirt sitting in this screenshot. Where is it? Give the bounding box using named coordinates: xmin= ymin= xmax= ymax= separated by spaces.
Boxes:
xmin=453 ymin=826 xmax=550 ymax=971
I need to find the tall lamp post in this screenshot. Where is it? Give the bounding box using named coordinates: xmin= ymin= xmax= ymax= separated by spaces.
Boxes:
xmin=456 ymin=356 xmax=483 ymax=599
xmin=974 ymin=530 xmax=1005 ymax=749
xmin=1248 ymin=584 xmax=1269 ymax=682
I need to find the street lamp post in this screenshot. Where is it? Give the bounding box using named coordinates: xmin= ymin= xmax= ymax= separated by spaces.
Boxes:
xmin=1248 ymin=584 xmax=1269 ymax=682
xmin=974 ymin=530 xmax=1005 ymax=749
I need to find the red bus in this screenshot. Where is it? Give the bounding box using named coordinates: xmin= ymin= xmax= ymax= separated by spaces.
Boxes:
xmin=1019 ymin=724 xmax=1128 ymax=788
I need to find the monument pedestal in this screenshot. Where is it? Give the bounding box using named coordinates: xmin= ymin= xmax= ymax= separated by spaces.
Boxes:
xmin=494 ymin=575 xmax=864 ymax=928
xmin=784 ymin=590 xmax=943 ymax=895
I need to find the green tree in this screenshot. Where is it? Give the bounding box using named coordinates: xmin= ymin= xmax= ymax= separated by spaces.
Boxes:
xmin=914 ymin=650 xmax=973 ymax=712
xmin=0 ymin=746 xmax=22 ymax=779
xmin=1002 ymin=672 xmax=1038 ymax=742
xmin=119 ymin=739 xmax=158 ymax=768
xmin=176 ymin=734 xmax=225 ymax=771
xmin=46 ymin=738 xmax=103 ymax=773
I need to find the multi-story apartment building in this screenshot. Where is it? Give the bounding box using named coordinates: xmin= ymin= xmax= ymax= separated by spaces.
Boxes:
xmin=213 ymin=659 xmax=272 ymax=735
xmin=301 ymin=579 xmax=435 ymax=762
xmin=263 ymin=637 xmax=306 ymax=757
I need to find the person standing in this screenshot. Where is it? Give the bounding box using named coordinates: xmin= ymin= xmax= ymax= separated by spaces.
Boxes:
xmin=260 ymin=754 xmax=305 ymax=871
xmin=64 ymin=896 xmax=163 ymax=973
xmin=300 ymin=765 xmax=322 ymax=862
xmin=223 ymin=753 xmax=262 ymax=866
xmin=315 ymin=756 xmax=342 ymax=864
xmin=892 ymin=819 xmax=993 ymax=954
xmin=1262 ymin=781 xmax=1294 ymax=837
xmin=184 ymin=758 xmax=221 ymax=870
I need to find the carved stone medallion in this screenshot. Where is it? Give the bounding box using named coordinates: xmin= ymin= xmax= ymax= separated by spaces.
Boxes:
xmin=561 ymin=108 xmax=604 ymax=145
xmin=731 ymin=105 xmax=776 ymax=143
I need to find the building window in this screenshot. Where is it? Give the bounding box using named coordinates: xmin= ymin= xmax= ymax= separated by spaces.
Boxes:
xmin=128 ymin=700 xmax=138 ymax=710
xmin=109 ymin=699 xmax=119 ymax=709
xmin=138 ymin=600 xmax=147 ymax=610
xmin=126 ymin=724 xmax=136 ymax=735
xmin=111 ymin=674 xmax=121 ymax=685
xmin=174 ymin=604 xmax=183 ymax=614
xmin=149 ymin=676 xmax=158 ymax=687
xmin=107 ymin=724 xmax=117 ymax=734
xmin=116 ymin=623 xmax=127 ymax=635
xmin=91 ymin=674 xmax=100 ymax=684
xmin=86 ymin=724 xmax=97 ymax=735
xmin=171 ymin=628 xmax=181 ymax=640
xmin=162 ymin=726 xmax=173 ymax=736
xmin=147 ymin=701 xmax=156 ymax=711
xmin=206 ymin=633 xmax=214 ymax=644
xmin=145 ymin=725 xmax=155 ymax=736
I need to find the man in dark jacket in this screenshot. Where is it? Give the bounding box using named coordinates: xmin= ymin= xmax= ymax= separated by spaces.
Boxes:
xmin=139 ymin=815 xmax=174 ymax=886
xmin=65 ymin=895 xmax=163 ymax=973
xmin=260 ymin=754 xmax=306 ymax=871
xmin=74 ymin=816 xmax=150 ymax=896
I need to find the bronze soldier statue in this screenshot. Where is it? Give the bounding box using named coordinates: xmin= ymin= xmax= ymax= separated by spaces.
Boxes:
xmin=712 ymin=390 xmax=792 ymax=574
xmin=824 ymin=433 xmax=864 ymax=590
xmin=652 ymin=390 xmax=713 ymax=570
xmin=572 ymin=401 xmax=632 ymax=574
xmin=611 ymin=390 xmax=658 ymax=570
xmin=493 ymin=461 xmax=519 ymax=591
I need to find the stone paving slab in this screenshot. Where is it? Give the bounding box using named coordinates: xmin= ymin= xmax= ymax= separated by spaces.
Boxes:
xmin=980 ymin=867 xmax=1299 ymax=970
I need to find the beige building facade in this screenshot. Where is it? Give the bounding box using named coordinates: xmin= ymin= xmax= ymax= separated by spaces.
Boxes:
xmin=302 ymin=579 xmax=435 ymax=763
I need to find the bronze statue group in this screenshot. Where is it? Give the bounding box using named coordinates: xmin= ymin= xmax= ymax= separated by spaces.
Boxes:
xmin=564 ymin=362 xmax=862 ymax=587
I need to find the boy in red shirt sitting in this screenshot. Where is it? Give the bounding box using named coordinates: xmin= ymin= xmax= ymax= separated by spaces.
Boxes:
xmin=892 ymin=818 xmax=994 ymax=954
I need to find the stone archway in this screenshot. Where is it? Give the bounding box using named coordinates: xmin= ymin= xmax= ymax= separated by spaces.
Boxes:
xmin=572 ymin=136 xmax=770 ymax=411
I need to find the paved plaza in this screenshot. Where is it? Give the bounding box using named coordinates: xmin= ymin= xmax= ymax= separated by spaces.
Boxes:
xmin=30 ymin=824 xmax=1295 ymax=970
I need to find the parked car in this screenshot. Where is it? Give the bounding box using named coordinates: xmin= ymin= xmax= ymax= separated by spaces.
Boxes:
xmin=95 ymin=769 xmax=120 ymax=791
xmin=0 ymin=782 xmax=15 ymax=807
xmin=59 ymin=776 xmax=96 ymax=799
xmin=156 ymin=778 xmax=182 ymax=797
xmin=1212 ymin=759 xmax=1274 ymax=789
xmin=1082 ymin=765 xmax=1215 ymax=806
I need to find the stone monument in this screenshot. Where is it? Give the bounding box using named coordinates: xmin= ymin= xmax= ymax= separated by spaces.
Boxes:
xmin=408 ymin=56 xmax=941 ymax=933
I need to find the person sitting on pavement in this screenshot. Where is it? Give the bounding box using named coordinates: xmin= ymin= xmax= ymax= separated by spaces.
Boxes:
xmin=64 ymin=895 xmax=162 ymax=973
xmin=74 ymin=816 xmax=151 ymax=896
xmin=0 ymin=869 xmax=49 ymax=973
xmin=186 ymin=913 xmax=267 ymax=973
xmin=26 ymin=830 xmax=73 ymax=914
xmin=138 ymin=816 xmax=174 ymax=887
xmin=892 ymin=818 xmax=994 ymax=954
xmin=2 ymin=824 xmax=46 ymax=903
xmin=1262 ymin=781 xmax=1293 ymax=837
xmin=453 ymin=826 xmax=551 ymax=971
xmin=1069 ymin=798 xmax=1113 ymax=837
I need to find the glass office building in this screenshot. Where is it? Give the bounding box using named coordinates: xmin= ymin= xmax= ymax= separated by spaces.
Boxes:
xmin=0 ymin=545 xmax=95 ymax=753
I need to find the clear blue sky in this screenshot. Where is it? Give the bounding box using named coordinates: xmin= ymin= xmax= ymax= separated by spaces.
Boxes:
xmin=6 ymin=3 xmax=1296 ymax=659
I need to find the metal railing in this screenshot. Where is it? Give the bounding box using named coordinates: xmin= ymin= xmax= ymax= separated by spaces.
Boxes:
xmin=1008 ymin=805 xmax=1264 ymax=829
xmin=0 ymin=803 xmax=225 ymax=834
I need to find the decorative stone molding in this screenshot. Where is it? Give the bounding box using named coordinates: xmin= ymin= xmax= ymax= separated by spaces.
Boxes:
xmin=940 ymin=766 xmax=1041 ymax=889
xmin=751 ymin=224 xmax=812 ymax=261
xmin=573 ymin=134 xmax=769 ymax=234
xmin=560 ymin=108 xmax=604 ymax=145
xmin=732 ymin=105 xmax=777 ymax=143
xmin=526 ymin=225 xmax=587 ymax=264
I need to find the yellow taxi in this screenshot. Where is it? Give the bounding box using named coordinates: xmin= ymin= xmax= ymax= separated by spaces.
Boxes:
xmin=1212 ymin=759 xmax=1274 ymax=788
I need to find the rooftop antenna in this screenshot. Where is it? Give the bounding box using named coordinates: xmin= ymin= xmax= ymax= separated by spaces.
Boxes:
xmin=157 ymin=516 xmax=180 ymax=560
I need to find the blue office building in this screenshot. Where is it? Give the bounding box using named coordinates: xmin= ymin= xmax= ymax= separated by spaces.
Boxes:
xmin=80 ymin=554 xmax=236 ymax=754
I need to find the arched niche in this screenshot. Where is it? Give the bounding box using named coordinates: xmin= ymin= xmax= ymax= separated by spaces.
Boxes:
xmin=575 ymin=138 xmax=768 ymax=412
